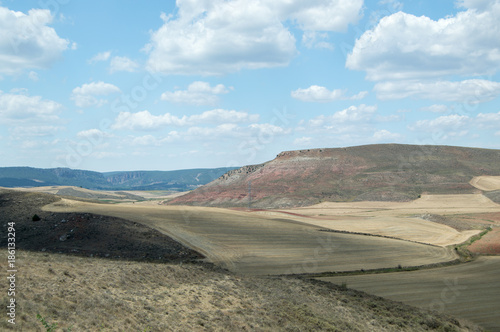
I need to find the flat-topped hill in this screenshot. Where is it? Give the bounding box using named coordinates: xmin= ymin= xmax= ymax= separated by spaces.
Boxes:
xmin=169 ymin=144 xmax=500 ymax=208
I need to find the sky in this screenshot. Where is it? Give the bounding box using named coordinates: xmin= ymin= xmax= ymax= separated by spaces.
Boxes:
xmin=1 ymin=0 xmax=500 ymax=172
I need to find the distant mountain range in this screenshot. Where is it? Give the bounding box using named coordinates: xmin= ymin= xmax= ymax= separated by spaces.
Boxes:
xmin=0 ymin=166 xmax=237 ymax=191
xmin=169 ymin=144 xmax=500 ymax=208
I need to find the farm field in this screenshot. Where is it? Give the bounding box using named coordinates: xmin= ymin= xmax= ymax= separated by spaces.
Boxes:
xmin=1 ymin=188 xmax=482 ymax=331
xmin=319 ymin=256 xmax=500 ymax=331
xmin=43 ymin=197 xmax=459 ymax=275
xmin=255 ymin=194 xmax=500 ymax=247
xmin=470 ymin=176 xmax=500 ymax=191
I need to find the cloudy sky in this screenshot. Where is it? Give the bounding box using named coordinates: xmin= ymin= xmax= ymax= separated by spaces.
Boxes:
xmin=1 ymin=0 xmax=500 ymax=171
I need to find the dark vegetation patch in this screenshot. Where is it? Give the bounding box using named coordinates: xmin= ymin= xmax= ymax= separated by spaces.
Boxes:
xmin=0 ymin=189 xmax=203 ymax=262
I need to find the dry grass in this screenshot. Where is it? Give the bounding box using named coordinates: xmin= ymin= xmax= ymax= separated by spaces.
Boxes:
xmin=0 ymin=251 xmax=481 ymax=332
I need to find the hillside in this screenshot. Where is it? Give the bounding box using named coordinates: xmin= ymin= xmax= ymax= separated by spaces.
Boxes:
xmin=0 ymin=166 xmax=236 ymax=191
xmin=169 ymin=144 xmax=500 ymax=208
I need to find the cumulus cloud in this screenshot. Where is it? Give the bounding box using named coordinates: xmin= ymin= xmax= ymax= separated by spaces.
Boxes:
xmin=0 ymin=6 xmax=69 ymax=75
xmin=112 ymin=109 xmax=259 ymax=131
xmin=110 ymin=56 xmax=139 ymax=73
xmin=331 ymin=104 xmax=377 ymax=123
xmin=0 ymin=90 xmax=62 ymax=123
xmin=346 ymin=4 xmax=500 ymax=81
xmin=374 ymin=79 xmax=500 ymax=103
xmin=291 ymin=85 xmax=367 ymax=102
xmin=71 ymin=81 xmax=121 ymax=108
xmin=161 ymin=81 xmax=231 ymax=105
xmin=145 ymin=0 xmax=362 ymax=75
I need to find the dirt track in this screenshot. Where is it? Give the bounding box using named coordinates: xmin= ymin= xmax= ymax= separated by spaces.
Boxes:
xmin=43 ymin=198 xmax=459 ymax=275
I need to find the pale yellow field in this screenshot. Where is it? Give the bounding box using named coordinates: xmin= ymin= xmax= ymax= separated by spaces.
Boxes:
xmin=257 ymin=194 xmax=500 ymax=247
xmin=470 ymin=176 xmax=500 ymax=191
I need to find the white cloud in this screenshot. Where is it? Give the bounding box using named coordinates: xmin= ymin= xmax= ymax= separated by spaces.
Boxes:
xmin=372 ymin=129 xmax=402 ymax=141
xmin=280 ymin=0 xmax=363 ymax=31
xmin=378 ymin=0 xmax=403 ymax=11
xmin=475 ymin=111 xmax=500 ymax=128
xmin=409 ymin=114 xmax=470 ymax=132
xmin=291 ymin=85 xmax=367 ymax=102
xmin=331 ymin=104 xmax=377 ymax=123
xmin=420 ymin=104 xmax=450 ymax=113
xmin=249 ymin=123 xmax=291 ymax=135
xmin=88 ymin=51 xmax=111 ymax=63
xmin=112 ymin=109 xmax=258 ymax=131
xmin=186 ymin=124 xmax=241 ymax=138
xmin=301 ymin=31 xmax=334 ymax=50
xmin=457 ymin=0 xmax=494 ymax=10
xmin=346 ymin=3 xmax=500 ymax=81
xmin=293 ymin=136 xmax=313 ymax=146
xmin=161 ymin=81 xmax=231 ymax=105
xmin=0 ymin=90 xmax=62 ymax=123
xmin=112 ymin=110 xmax=187 ymax=131
xmin=145 ymin=0 xmax=362 ymax=75
xmin=10 ymin=125 xmax=63 ymax=139
xmin=28 ymin=71 xmax=39 ymax=81
xmin=374 ymin=79 xmax=500 ymax=103
xmin=189 ymin=109 xmax=259 ymax=123
xmin=71 ymin=81 xmax=121 ymax=108
xmin=76 ymin=129 xmax=112 ymax=140
xmin=110 ymin=56 xmax=139 ymax=73
xmin=0 ymin=7 xmax=69 ymax=75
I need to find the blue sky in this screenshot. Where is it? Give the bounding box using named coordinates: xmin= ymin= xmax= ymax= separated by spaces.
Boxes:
xmin=1 ymin=0 xmax=500 ymax=171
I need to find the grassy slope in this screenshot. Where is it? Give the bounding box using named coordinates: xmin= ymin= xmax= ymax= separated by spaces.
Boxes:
xmin=170 ymin=144 xmax=500 ymax=208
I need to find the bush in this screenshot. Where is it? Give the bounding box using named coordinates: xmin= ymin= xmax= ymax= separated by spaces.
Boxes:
xmin=32 ymin=214 xmax=41 ymax=221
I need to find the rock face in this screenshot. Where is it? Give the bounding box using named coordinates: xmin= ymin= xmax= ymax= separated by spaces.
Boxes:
xmin=168 ymin=144 xmax=500 ymax=208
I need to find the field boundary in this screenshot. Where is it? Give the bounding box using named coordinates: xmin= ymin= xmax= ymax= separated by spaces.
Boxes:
xmin=281 ymin=257 xmax=467 ymax=278
xmin=318 ymin=228 xmax=443 ymax=248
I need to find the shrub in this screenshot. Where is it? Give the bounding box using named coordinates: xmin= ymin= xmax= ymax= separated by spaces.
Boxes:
xmin=32 ymin=214 xmax=41 ymax=221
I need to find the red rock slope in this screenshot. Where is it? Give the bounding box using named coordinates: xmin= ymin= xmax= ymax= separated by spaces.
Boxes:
xmin=168 ymin=144 xmax=500 ymax=208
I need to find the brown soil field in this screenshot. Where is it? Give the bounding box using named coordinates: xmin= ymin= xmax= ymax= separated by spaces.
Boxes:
xmin=42 ymin=198 xmax=460 ymax=275
xmin=319 ymin=256 xmax=500 ymax=331
xmin=470 ymin=176 xmax=500 ymax=191
xmin=468 ymin=227 xmax=500 ymax=254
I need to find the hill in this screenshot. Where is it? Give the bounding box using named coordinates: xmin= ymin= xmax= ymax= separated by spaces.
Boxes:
xmin=169 ymin=144 xmax=500 ymax=208
xmin=0 ymin=166 xmax=236 ymax=191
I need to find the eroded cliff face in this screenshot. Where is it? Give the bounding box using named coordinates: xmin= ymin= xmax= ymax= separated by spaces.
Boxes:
xmin=168 ymin=144 xmax=500 ymax=208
